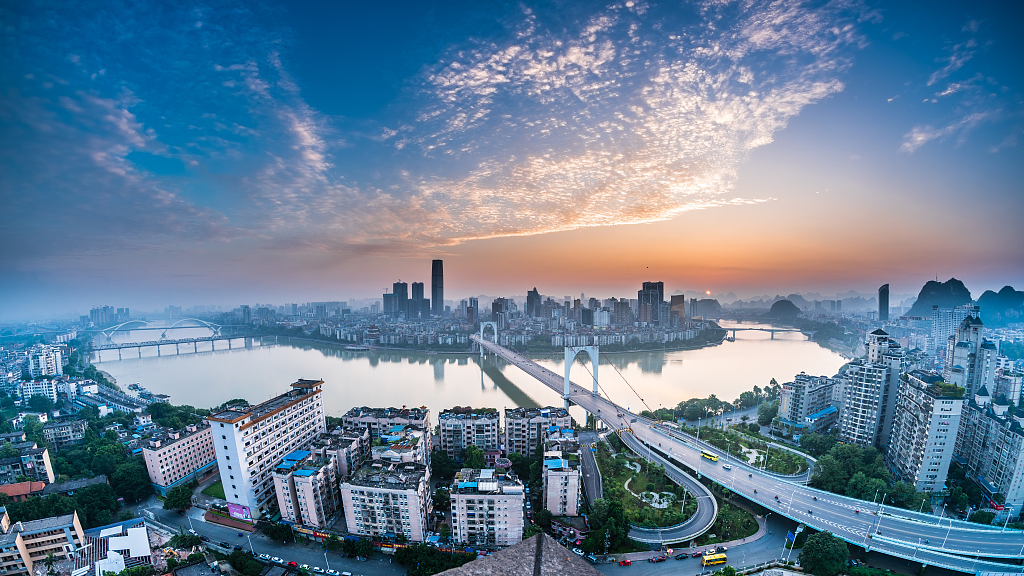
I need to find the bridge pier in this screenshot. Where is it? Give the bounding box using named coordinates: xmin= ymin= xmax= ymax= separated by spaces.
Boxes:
xmin=564 ymin=346 xmax=599 ymax=409
xmin=175 ymin=343 xmax=179 ymax=354
xmin=117 ymin=349 xmax=121 ymax=360
xmin=138 ymin=347 xmax=142 ymax=358
xmin=157 ymin=345 xmax=161 ymax=357
xmin=194 ymin=342 xmax=198 ymax=353
xmin=770 ymin=329 xmax=774 ymax=340
xmin=228 ymin=339 xmax=232 ymax=350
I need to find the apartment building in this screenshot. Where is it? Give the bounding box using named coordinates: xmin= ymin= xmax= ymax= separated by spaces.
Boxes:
xmin=20 ymin=380 xmax=58 ymax=404
xmin=542 ymin=452 xmax=581 ymax=517
xmin=504 ymin=407 xmax=571 ymax=459
xmin=887 ymin=371 xmax=965 ymax=492
xmin=0 ymin=445 xmax=55 ymax=484
xmin=340 ymin=461 xmax=430 ymax=542
xmin=837 ymin=330 xmax=907 ymax=450
xmin=439 ymin=409 xmax=501 ymax=462
xmin=773 ymin=373 xmax=839 ymax=437
xmin=341 ymin=406 xmax=430 ymax=442
xmin=0 ymin=508 xmax=84 ymax=576
xmin=944 ymin=314 xmax=997 ymax=398
xmin=142 ymin=422 xmax=217 ymax=496
xmin=208 ymin=379 xmax=326 ymax=519
xmin=954 ymin=386 xmax=1024 ymax=519
xmin=26 ymin=346 xmax=62 ymax=379
xmin=273 ymin=450 xmax=340 ymax=529
xmin=41 ymin=419 xmax=87 ymax=451
xmin=449 ymin=468 xmax=524 ymax=548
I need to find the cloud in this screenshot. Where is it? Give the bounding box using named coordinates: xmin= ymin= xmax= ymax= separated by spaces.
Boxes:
xmin=899 ymin=112 xmax=991 ymax=153
xmin=927 ymin=38 xmax=976 ymax=87
xmin=1 ymin=0 xmax=870 ymax=267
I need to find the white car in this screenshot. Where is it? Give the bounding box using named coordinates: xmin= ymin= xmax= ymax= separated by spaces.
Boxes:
xmin=723 ymin=464 xmax=732 ymax=470
xmin=271 ymin=557 xmax=283 ymax=564
xmin=259 ymin=554 xmax=271 ymax=561
xmin=326 ymin=571 xmax=340 ymax=576
xmin=312 ymin=568 xmax=325 ymax=574
xmin=572 ymin=548 xmax=584 ymax=556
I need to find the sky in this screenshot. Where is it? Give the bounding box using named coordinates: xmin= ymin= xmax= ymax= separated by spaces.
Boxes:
xmin=1 ymin=0 xmax=1022 ymax=321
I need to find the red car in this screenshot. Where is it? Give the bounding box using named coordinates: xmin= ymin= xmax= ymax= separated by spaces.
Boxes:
xmin=648 ymin=556 xmax=667 ymax=563
xmin=287 ymin=562 xmax=297 ymax=568
xmin=619 ymin=559 xmax=631 ymax=566
xmin=691 ymin=552 xmax=703 ymax=558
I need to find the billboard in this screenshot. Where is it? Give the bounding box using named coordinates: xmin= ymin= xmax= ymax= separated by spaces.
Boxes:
xmin=227 ymin=503 xmax=253 ymax=522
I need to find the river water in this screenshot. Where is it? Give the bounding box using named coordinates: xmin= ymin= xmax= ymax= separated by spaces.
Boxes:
xmin=93 ymin=321 xmax=846 ymax=421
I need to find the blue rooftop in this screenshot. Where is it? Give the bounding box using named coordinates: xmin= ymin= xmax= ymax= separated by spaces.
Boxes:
xmin=544 ymin=459 xmax=569 ymax=469
xmin=283 ymin=450 xmax=311 ymax=461
xmin=807 ymin=406 xmax=838 ymax=420
xmin=293 ymin=469 xmax=315 ymax=477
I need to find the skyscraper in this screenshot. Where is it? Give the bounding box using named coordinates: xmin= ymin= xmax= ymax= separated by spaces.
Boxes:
xmin=393 ymin=281 xmax=408 ymax=318
xmin=637 ymin=281 xmax=664 ymax=325
xmin=526 ymin=287 xmax=541 ymax=318
xmin=878 ymin=284 xmax=889 ymax=322
xmin=411 ymin=282 xmax=428 ymax=319
xmin=431 ymin=260 xmax=444 ymax=317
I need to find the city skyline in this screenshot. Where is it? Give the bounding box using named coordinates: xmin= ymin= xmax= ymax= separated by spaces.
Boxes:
xmin=2 ymin=0 xmax=1022 ymax=321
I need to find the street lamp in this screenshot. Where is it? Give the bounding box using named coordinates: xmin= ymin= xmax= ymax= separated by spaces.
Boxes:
xmin=937 ymin=503 xmax=946 ymax=525
xmin=247 ymin=533 xmax=254 ymax=554
xmin=324 ymin=551 xmax=330 ymax=570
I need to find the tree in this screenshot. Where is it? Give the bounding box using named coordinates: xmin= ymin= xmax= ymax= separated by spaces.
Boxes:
xmin=228 ymin=550 xmax=264 ymax=576
xmin=44 ymin=552 xmax=57 ymax=576
xmin=800 ymin=433 xmax=838 ymax=458
xmin=464 ymin=445 xmax=485 ymax=469
xmin=438 ymin=523 xmax=452 ymax=542
xmin=110 ymin=459 xmax=152 ymax=503
xmin=523 ymin=525 xmax=544 ymax=538
xmin=163 ymin=485 xmax=193 ymax=511
xmin=263 ymin=523 xmax=294 ymax=543
xmin=799 ymin=531 xmax=848 ymax=576
xmin=0 ymin=443 xmax=18 ymax=459
xmin=27 ymin=395 xmax=55 ymax=414
xmin=430 ymin=450 xmax=455 ymax=479
xmin=534 ymin=508 xmax=552 ymax=529
xmin=433 ymin=487 xmax=450 ymax=511
xmin=757 ymin=401 xmax=778 ymax=426
xmin=168 ymin=532 xmax=202 ymax=549
xmin=970 ymin=511 xmax=996 ymax=525
xmin=325 ymin=534 xmax=342 ymax=552
xmin=354 ymin=537 xmax=374 ymax=559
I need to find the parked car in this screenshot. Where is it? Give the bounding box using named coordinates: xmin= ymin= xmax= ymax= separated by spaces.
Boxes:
xmin=572 ymin=548 xmax=584 ymax=556
xmin=648 ymin=556 xmax=667 ymax=563
xmin=586 ymin=555 xmax=598 ymax=563
xmin=618 ymin=559 xmax=631 ymax=566
xmin=288 ymin=561 xmax=298 ymax=568
xmin=258 ymin=554 xmax=271 ymax=560
xmin=675 ymin=554 xmax=688 ymax=560
xmin=716 ymin=546 xmax=728 ymax=553
xmin=325 ymin=571 xmax=340 ymax=576
xmin=200 ymin=536 xmax=210 ymax=542
xmin=188 ymin=529 xmax=198 ymax=536
xmin=312 ymin=568 xmax=325 ymax=573
xmin=271 ymin=557 xmax=283 ymax=564
xmin=233 ymin=545 xmax=242 ymax=551
xmin=220 ymin=542 xmax=230 ymax=548
xmin=692 ymin=552 xmax=703 ymax=558
xmin=298 ymin=564 xmax=310 ymax=572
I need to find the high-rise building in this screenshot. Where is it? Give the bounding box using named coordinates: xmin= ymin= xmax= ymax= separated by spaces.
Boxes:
xmin=504 ymin=407 xmax=572 ymax=459
xmin=492 ymin=298 xmax=512 ymax=330
xmin=393 ymin=282 xmax=408 ymax=318
xmin=878 ymin=284 xmax=889 ymax=322
xmin=449 ymin=468 xmax=524 ymax=548
xmin=773 ymin=373 xmax=840 ymax=437
xmin=887 ymin=370 xmax=964 ymax=491
xmin=340 ymin=461 xmax=430 ymax=542
xmin=27 ymin=345 xmax=62 ymax=379
xmin=439 ymin=409 xmax=501 ymax=462
xmin=208 ymin=379 xmax=326 ymax=519
xmin=0 ymin=509 xmax=85 ymax=576
xmin=637 ymin=281 xmax=664 ymax=325
xmin=526 ymin=288 xmax=541 ymax=318
xmin=670 ymin=295 xmax=687 ymax=326
xmin=931 ymin=304 xmax=976 ymax=354
xmin=431 ymin=260 xmax=444 ymax=317
xmin=411 ymin=282 xmax=428 ymax=319
xmin=955 ymin=386 xmax=1024 ymax=519
xmin=943 ymin=314 xmax=996 ymax=398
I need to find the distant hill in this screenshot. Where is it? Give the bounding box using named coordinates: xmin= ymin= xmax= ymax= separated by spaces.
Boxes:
xmin=767 ymin=299 xmax=801 ymax=319
xmin=906 ymin=278 xmax=972 ymax=317
xmin=693 ymin=299 xmax=723 ymax=318
xmin=978 ymin=286 xmax=1024 ymax=327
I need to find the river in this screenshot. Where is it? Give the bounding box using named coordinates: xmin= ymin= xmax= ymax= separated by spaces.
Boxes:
xmin=93 ymin=320 xmax=846 ymax=420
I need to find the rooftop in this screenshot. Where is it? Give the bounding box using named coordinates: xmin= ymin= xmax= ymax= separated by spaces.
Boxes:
xmin=210 ymin=380 xmax=323 ymax=424
xmin=345 ymin=461 xmax=428 ymax=491
xmin=343 ymin=406 xmax=429 ymax=420
xmin=450 ymin=468 xmax=524 ymax=495
xmin=505 ymin=406 xmax=569 ymax=419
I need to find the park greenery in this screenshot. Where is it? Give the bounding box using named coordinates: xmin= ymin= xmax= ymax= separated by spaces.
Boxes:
xmin=693 ymin=492 xmax=760 ymax=547
xmin=228 ymin=551 xmax=265 ymax=576
xmin=0 ymin=481 xmax=126 ymax=528
xmin=163 ymin=484 xmax=195 ymax=511
xmin=596 ymin=439 xmax=697 ymax=527
xmin=798 ymin=531 xmax=849 ymax=576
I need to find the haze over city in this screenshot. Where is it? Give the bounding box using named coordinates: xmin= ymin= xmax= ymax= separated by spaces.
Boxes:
xmin=2 ymin=0 xmax=1022 ymax=320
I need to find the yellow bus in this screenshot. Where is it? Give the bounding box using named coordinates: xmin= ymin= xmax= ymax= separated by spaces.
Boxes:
xmin=702 ymin=554 xmax=727 ymax=566
xmin=701 ymin=450 xmax=719 ymax=461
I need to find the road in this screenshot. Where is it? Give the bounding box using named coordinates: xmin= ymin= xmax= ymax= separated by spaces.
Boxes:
xmin=473 ymin=335 xmax=1024 ymax=573
xmin=138 ymin=499 xmax=404 ymax=576
xmin=578 ymin=431 xmax=604 ymax=504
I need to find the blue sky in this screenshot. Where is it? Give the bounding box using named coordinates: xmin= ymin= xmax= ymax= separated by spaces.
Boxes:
xmin=1 ymin=0 xmax=1022 ymax=320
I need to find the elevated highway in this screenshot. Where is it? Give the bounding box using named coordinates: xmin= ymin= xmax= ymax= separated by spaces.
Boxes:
xmin=472 ymin=335 xmax=1024 ymax=573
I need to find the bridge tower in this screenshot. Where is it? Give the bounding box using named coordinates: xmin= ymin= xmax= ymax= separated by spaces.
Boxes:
xmin=479 ymin=322 xmax=498 ymax=358
xmin=564 ymin=346 xmax=599 ymax=409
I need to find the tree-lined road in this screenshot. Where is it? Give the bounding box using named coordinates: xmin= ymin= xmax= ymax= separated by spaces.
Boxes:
xmin=473 ymin=335 xmax=1024 ymax=573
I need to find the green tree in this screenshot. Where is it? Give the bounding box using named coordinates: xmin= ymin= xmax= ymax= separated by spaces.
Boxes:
xmin=757 ymin=401 xmax=779 ymax=426
xmin=228 ymin=550 xmax=264 ymax=576
xmin=800 ymin=433 xmax=838 ymax=458
xmin=27 ymin=395 xmax=55 ymax=414
xmin=168 ymin=532 xmax=202 ymax=549
xmin=523 ymin=525 xmax=544 ymax=538
xmin=110 ymin=459 xmax=152 ymax=503
xmin=439 ymin=523 xmax=452 ymax=542
xmin=464 ymin=445 xmax=485 ymax=469
xmin=970 ymin=511 xmax=996 ymax=525
xmin=430 ymin=450 xmax=455 ymax=479
xmin=163 ymin=485 xmax=193 ymax=511
xmin=534 ymin=508 xmax=553 ymax=529
xmin=263 ymin=523 xmax=294 ymax=543
xmin=325 ymin=534 xmax=342 ymax=552
xmin=354 ymin=537 xmax=374 ymax=558
xmin=799 ymin=531 xmax=848 ymax=576
xmin=0 ymin=443 xmax=18 ymax=459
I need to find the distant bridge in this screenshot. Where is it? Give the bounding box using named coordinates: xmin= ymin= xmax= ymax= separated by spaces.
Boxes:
xmin=91 ymin=335 xmax=277 ymax=360
xmin=85 ymin=319 xmax=247 ymax=339
xmin=726 ymin=327 xmax=805 ymax=340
